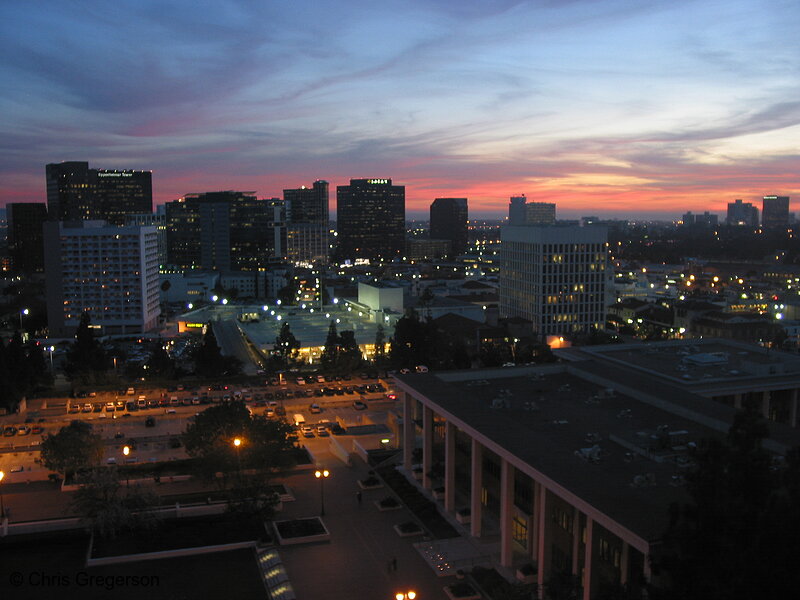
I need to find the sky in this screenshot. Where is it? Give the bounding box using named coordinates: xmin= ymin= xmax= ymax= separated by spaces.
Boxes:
xmin=1 ymin=0 xmax=799 ymax=219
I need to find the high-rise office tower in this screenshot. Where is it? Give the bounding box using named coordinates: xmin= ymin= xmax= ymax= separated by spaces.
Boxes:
xmin=500 ymin=225 xmax=607 ymax=339
xmin=336 ymin=178 xmax=405 ymax=261
xmin=430 ymin=197 xmax=468 ymax=257
xmin=126 ymin=213 xmax=167 ymax=268
xmin=726 ymin=199 xmax=759 ymax=226
xmin=7 ymin=202 xmax=47 ymax=273
xmin=283 ymin=180 xmax=329 ymax=264
xmin=43 ymin=220 xmax=160 ymax=336
xmin=164 ymin=191 xmax=281 ymax=272
xmin=762 ymin=195 xmax=790 ymax=229
xmin=46 ymin=161 xmax=152 ymax=225
xmin=508 ymin=195 xmax=556 ymax=225
xmin=508 ymin=196 xmax=527 ymax=225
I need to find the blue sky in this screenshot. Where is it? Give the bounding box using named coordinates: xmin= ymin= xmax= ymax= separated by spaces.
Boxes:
xmin=1 ymin=0 xmax=799 ymax=218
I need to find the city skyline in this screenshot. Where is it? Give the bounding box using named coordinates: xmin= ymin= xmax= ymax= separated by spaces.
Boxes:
xmin=1 ymin=1 xmax=798 ymax=219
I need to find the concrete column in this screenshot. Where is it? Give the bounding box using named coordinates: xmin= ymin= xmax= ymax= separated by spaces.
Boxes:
xmin=620 ymin=541 xmax=630 ymax=586
xmin=762 ymin=390 xmax=771 ymax=420
xmin=444 ymin=421 xmax=456 ymax=513
xmin=422 ymin=406 xmax=434 ymax=490
xmin=536 ymin=484 xmax=547 ymax=591
xmin=790 ymin=389 xmax=798 ymax=428
xmin=583 ymin=517 xmax=593 ymax=600
xmin=583 ymin=515 xmax=594 ymax=600
xmin=470 ymin=438 xmax=483 ymax=538
xmin=531 ymin=481 xmax=540 ymax=562
xmin=402 ymin=393 xmax=415 ymax=473
xmin=571 ymin=506 xmax=581 ymax=575
xmin=500 ymin=458 xmax=514 ymax=568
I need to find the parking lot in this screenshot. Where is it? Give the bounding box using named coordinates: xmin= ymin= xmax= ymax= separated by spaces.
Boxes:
xmin=0 ymin=374 xmax=397 ymax=480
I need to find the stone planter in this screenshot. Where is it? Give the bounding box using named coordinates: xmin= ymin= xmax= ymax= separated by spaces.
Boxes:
xmin=516 ymin=564 xmax=536 ymax=584
xmin=358 ymin=478 xmax=383 ymax=490
xmin=273 ymin=517 xmax=330 ymax=545
xmin=393 ymin=521 xmax=423 ymax=537
xmin=444 ymin=582 xmax=481 ymax=600
xmin=375 ymin=497 xmax=402 ymax=512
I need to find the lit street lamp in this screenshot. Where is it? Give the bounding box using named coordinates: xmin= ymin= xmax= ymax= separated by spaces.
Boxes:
xmin=0 ymin=470 xmax=5 ymax=519
xmin=47 ymin=346 xmax=55 ymax=374
xmin=122 ymin=446 xmax=131 ymax=487
xmin=233 ymin=437 xmax=243 ymax=476
xmin=314 ymin=469 xmax=330 ymax=516
xmin=395 ymin=592 xmax=416 ymax=600
xmin=19 ymin=308 xmax=29 ymax=331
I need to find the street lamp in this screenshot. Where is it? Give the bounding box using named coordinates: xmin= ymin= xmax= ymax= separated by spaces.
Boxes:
xmin=233 ymin=437 xmax=243 ymax=476
xmin=47 ymin=346 xmax=55 ymax=374
xmin=0 ymin=470 xmax=5 ymax=519
xmin=314 ymin=469 xmax=330 ymax=516
xmin=395 ymin=593 xmax=416 ymax=600
xmin=122 ymin=446 xmax=131 ymax=487
xmin=19 ymin=308 xmax=29 ymax=331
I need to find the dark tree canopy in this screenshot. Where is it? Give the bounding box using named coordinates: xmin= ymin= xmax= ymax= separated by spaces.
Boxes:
xmin=652 ymin=403 xmax=800 ymax=600
xmin=320 ymin=320 xmax=339 ymax=371
xmin=274 ymin=322 xmax=300 ymax=366
xmin=182 ymin=401 xmax=295 ymax=477
xmin=41 ymin=420 xmax=105 ymax=477
xmin=64 ymin=312 xmax=107 ymax=382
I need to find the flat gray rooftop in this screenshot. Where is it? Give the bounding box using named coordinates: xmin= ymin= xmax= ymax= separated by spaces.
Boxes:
xmin=397 ymin=362 xmax=800 ymax=543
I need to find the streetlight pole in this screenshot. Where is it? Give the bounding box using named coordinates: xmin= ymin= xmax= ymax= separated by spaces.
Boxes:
xmin=19 ymin=308 xmax=29 ymax=331
xmin=314 ymin=469 xmax=330 ymax=516
xmin=233 ymin=437 xmax=242 ymax=480
xmin=122 ymin=446 xmax=130 ymax=488
xmin=48 ymin=346 xmax=55 ymax=374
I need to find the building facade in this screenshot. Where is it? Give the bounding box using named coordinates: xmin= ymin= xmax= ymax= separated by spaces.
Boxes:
xmin=500 ymin=225 xmax=607 ymax=339
xmin=336 ymin=178 xmax=405 ymax=262
xmin=762 ymin=195 xmax=790 ymax=229
xmin=726 ymin=199 xmax=759 ymax=226
xmin=7 ymin=202 xmax=47 ymax=273
xmin=284 ymin=180 xmax=329 ymax=264
xmin=165 ymin=191 xmax=283 ymax=272
xmin=46 ymin=161 xmax=152 ymax=225
xmin=43 ymin=221 xmax=160 ymax=336
xmin=430 ymin=197 xmax=468 ymax=257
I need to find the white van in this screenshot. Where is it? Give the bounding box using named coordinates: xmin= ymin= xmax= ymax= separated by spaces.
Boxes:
xmin=293 ymin=413 xmax=305 ymax=427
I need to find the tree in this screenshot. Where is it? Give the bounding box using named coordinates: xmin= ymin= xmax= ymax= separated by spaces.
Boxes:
xmin=147 ymin=338 xmax=175 ymax=378
xmin=337 ymin=330 xmax=362 ymax=372
xmin=193 ymin=324 xmax=240 ymax=377
xmin=41 ymin=420 xmax=105 ymax=479
xmin=374 ymin=324 xmax=386 ymax=365
xmin=70 ymin=468 xmax=161 ymax=539
xmin=320 ymin=320 xmax=339 ymax=371
xmin=651 ymin=402 xmax=800 ymax=600
xmin=64 ymin=312 xmax=107 ymax=382
xmin=182 ymin=401 xmax=295 ymax=518
xmin=274 ymin=322 xmax=300 ymax=366
xmin=389 ymin=309 xmax=433 ymax=367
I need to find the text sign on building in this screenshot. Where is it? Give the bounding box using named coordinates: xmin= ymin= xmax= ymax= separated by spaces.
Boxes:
xmin=367 ymin=179 xmax=389 ymax=185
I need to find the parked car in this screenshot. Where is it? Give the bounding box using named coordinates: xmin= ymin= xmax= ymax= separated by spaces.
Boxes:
xmin=309 ymin=403 xmax=322 ymax=414
xmin=353 ymin=400 xmax=367 ymax=411
xmin=301 ymin=425 xmax=315 ymax=438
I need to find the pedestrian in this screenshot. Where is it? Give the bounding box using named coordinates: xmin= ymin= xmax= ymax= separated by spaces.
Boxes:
xmin=356 ymin=490 xmax=362 ymax=505
xmin=391 ymin=556 xmax=397 ymax=572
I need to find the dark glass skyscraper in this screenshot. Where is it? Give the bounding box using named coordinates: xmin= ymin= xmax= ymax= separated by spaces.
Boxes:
xmin=46 ymin=161 xmax=152 ymax=225
xmin=8 ymin=202 xmax=47 ymax=273
xmin=430 ymin=197 xmax=468 ymax=256
xmin=165 ymin=191 xmax=281 ymax=272
xmin=336 ymin=178 xmax=405 ymax=261
xmin=762 ymin=195 xmax=790 ymax=229
xmin=283 ymin=180 xmax=329 ymax=264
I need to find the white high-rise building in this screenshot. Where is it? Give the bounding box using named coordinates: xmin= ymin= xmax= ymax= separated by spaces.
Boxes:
xmin=44 ymin=221 xmax=161 ymax=336
xmin=500 ymin=225 xmax=607 ymax=339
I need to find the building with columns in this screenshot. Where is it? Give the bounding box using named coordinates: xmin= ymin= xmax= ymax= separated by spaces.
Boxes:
xmin=391 ymin=338 xmax=800 ymax=599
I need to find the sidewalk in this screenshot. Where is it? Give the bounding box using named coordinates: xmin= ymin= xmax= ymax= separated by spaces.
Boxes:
xmin=276 ymin=452 xmax=458 ymax=600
